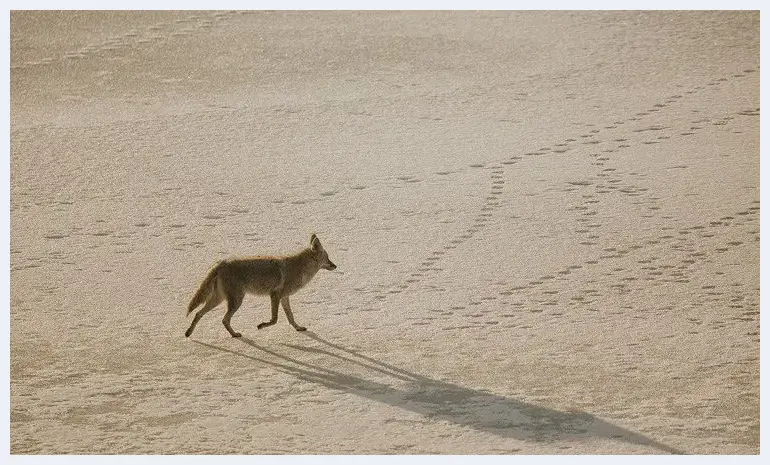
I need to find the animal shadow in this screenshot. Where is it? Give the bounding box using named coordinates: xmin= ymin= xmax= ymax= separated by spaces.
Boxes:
xmin=194 ymin=332 xmax=682 ymax=454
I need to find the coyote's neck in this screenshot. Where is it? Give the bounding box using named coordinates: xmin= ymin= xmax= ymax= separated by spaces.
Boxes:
xmin=288 ymin=248 xmax=321 ymax=282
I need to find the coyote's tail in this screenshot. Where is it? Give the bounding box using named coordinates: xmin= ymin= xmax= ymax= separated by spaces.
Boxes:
xmin=187 ymin=261 xmax=223 ymax=315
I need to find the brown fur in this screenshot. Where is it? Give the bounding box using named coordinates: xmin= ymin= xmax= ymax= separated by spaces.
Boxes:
xmin=185 ymin=234 xmax=336 ymax=338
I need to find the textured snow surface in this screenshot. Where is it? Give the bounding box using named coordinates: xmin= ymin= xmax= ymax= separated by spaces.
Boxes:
xmin=10 ymin=11 xmax=759 ymax=454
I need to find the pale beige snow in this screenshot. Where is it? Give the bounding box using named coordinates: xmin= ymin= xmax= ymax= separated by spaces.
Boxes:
xmin=10 ymin=11 xmax=759 ymax=454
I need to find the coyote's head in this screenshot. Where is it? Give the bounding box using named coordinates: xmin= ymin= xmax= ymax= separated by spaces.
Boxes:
xmin=310 ymin=234 xmax=337 ymax=271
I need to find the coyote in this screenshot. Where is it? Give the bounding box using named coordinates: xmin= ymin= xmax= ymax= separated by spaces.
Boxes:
xmin=185 ymin=234 xmax=337 ymax=338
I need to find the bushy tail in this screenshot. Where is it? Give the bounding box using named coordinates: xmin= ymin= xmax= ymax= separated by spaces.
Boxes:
xmin=187 ymin=261 xmax=222 ymax=315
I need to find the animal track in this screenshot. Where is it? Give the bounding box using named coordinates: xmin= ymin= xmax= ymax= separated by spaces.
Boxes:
xmin=361 ymin=67 xmax=757 ymax=323
xmin=490 ymin=204 xmax=758 ymax=311
xmin=11 ymin=11 xmax=242 ymax=70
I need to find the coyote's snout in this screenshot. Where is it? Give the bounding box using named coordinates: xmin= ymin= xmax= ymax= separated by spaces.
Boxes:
xmin=185 ymin=234 xmax=337 ymax=338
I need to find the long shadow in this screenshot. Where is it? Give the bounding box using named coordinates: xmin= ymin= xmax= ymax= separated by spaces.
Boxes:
xmin=193 ymin=332 xmax=683 ymax=454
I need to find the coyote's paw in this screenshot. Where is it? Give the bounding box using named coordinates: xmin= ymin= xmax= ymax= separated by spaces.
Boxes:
xmin=295 ymin=326 xmax=307 ymax=332
xmin=257 ymin=322 xmax=269 ymax=330
xmin=231 ymin=332 xmax=242 ymax=338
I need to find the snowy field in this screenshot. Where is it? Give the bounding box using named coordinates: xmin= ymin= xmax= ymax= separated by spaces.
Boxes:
xmin=9 ymin=11 xmax=759 ymax=454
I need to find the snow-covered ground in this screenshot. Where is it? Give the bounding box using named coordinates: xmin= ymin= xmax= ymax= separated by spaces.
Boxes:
xmin=10 ymin=11 xmax=759 ymax=454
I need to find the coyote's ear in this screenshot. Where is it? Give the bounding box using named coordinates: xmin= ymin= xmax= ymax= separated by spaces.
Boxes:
xmin=310 ymin=234 xmax=321 ymax=250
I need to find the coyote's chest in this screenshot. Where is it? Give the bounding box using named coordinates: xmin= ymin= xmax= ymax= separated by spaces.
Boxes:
xmin=283 ymin=265 xmax=318 ymax=295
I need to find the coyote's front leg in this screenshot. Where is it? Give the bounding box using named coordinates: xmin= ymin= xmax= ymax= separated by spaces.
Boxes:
xmin=281 ymin=296 xmax=306 ymax=331
xmin=257 ymin=293 xmax=280 ymax=330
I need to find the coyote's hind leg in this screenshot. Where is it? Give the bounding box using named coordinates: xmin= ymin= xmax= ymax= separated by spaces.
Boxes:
xmin=222 ymin=291 xmax=245 ymax=338
xmin=186 ymin=294 xmax=223 ymax=337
